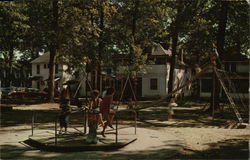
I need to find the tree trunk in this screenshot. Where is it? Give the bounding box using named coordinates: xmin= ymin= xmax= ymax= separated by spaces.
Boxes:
xmin=168 ymin=4 xmax=181 ymax=94
xmin=132 ymin=0 xmax=139 ymax=40
xmin=216 ymin=1 xmax=228 ymax=62
xmin=168 ymin=31 xmax=178 ymax=93
xmin=131 ymin=0 xmax=140 ymax=96
xmin=48 ymin=0 xmax=59 ymax=102
xmin=209 ymin=1 xmax=228 ymax=112
xmin=129 ymin=0 xmax=139 ymax=63
xmin=8 ymin=48 xmax=14 ymax=87
xmin=97 ymin=0 xmax=104 ymax=91
xmin=48 ymin=47 xmax=56 ymax=102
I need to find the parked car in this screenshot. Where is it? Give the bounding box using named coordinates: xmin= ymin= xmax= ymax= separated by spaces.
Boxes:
xmin=25 ymin=88 xmax=40 ymax=92
xmin=5 ymin=87 xmax=47 ymax=100
xmin=9 ymin=91 xmax=48 ymax=100
xmin=0 ymin=87 xmax=16 ymax=98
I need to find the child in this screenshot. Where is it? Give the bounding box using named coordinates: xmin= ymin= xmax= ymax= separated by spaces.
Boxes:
xmin=167 ymin=97 xmax=178 ymax=120
xmin=100 ymin=87 xmax=115 ymax=137
xmin=89 ymin=90 xmax=104 ymax=127
xmin=86 ymin=90 xmax=103 ymax=144
xmin=59 ymin=99 xmax=71 ymax=134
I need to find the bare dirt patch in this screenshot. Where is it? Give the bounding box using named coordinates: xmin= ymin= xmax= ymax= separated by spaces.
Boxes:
xmin=0 ymin=102 xmax=249 ymax=159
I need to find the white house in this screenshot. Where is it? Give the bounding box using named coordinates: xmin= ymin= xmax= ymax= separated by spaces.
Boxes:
xmin=114 ymin=43 xmax=190 ymax=98
xmin=31 ymin=52 xmax=88 ymax=98
xmin=30 ymin=52 xmax=71 ymax=92
xmin=31 ymin=44 xmax=191 ymax=99
xmin=140 ymin=44 xmax=171 ymax=97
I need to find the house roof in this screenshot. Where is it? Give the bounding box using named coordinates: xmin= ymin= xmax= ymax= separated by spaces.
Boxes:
xmin=31 ymin=52 xmax=50 ymax=64
xmin=151 ymin=43 xmax=172 ymax=56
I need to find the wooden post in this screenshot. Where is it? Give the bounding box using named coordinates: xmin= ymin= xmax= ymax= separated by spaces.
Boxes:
xmin=55 ymin=117 xmax=57 ymax=145
xmin=31 ymin=111 xmax=34 ymax=136
xmin=115 ymin=116 xmax=118 ymax=144
xmin=84 ymin=76 xmax=92 ymax=135
xmin=212 ymin=67 xmax=215 ymax=119
xmin=84 ymin=109 xmax=87 ymax=134
xmin=134 ymin=110 xmax=137 ymax=135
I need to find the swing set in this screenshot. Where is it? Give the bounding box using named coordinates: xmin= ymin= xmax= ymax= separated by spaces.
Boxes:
xmin=132 ymin=48 xmax=248 ymax=125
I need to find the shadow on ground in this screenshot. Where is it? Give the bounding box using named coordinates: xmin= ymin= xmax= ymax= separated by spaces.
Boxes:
xmin=1 ymin=103 xmax=249 ymax=160
xmin=1 ymin=136 xmax=248 ymax=160
xmin=1 ymin=104 xmax=245 ymax=129
xmin=173 ymin=136 xmax=249 ymax=159
xmin=136 ymin=106 xmax=242 ymax=128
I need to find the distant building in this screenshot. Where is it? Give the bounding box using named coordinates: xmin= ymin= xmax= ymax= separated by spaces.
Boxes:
xmin=113 ymin=43 xmax=190 ymax=99
xmin=30 ymin=52 xmax=70 ymax=94
xmin=30 ymin=44 xmax=191 ymax=99
xmin=30 ymin=52 xmax=88 ymax=98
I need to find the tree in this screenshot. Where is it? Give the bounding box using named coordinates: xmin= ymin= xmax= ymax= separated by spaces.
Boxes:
xmin=167 ymin=1 xmax=183 ymax=93
xmin=1 ymin=0 xmax=248 ymax=102
xmin=26 ymin=0 xmax=95 ymax=101
xmin=164 ymin=1 xmax=205 ymax=93
xmin=108 ymin=0 xmax=164 ymax=71
xmin=46 ymin=0 xmax=59 ymax=102
xmin=208 ymin=1 xmax=249 ymax=113
xmin=0 ymin=2 xmax=29 ymax=87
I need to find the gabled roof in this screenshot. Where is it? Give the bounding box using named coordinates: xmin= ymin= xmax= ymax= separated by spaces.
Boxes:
xmin=31 ymin=52 xmax=50 ymax=64
xmin=151 ymin=43 xmax=172 ymax=56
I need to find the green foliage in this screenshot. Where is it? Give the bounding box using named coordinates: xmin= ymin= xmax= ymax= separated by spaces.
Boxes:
xmin=0 ymin=2 xmax=29 ymax=56
xmin=0 ymin=0 xmax=249 ymax=75
xmin=225 ymin=1 xmax=249 ymax=55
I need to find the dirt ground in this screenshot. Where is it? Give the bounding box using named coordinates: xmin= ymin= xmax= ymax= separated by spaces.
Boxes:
xmin=0 ymin=102 xmax=249 ymax=159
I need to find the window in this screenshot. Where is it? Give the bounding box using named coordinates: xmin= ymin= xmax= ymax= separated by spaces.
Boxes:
xmin=37 ymin=64 xmax=40 ymax=74
xmin=44 ymin=64 xmax=46 ymax=69
xmin=150 ymin=78 xmax=158 ymax=90
xmin=224 ymin=63 xmax=236 ymax=72
xmin=224 ymin=63 xmax=230 ymax=71
xmin=155 ymin=57 xmax=166 ymax=64
xmin=231 ymin=64 xmax=236 ymax=72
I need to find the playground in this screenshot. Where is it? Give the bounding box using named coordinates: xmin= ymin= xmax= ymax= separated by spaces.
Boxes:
xmin=1 ymin=60 xmax=249 ymax=159
xmin=1 ymin=1 xmax=249 ymax=159
xmin=1 ymin=100 xmax=249 ymax=159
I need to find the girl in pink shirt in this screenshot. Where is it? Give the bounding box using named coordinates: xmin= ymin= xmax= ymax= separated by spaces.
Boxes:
xmin=100 ymin=88 xmax=115 ymax=137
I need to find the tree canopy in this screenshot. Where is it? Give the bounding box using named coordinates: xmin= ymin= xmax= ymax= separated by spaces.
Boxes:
xmin=0 ymin=0 xmax=249 ymax=98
